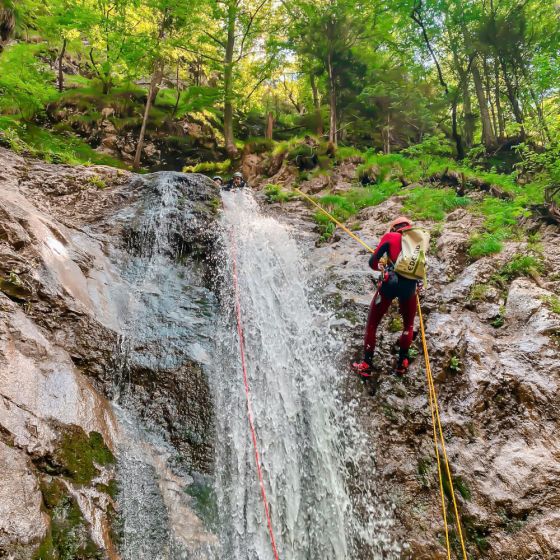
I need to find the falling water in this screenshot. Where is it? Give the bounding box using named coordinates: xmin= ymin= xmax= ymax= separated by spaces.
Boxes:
xmin=213 ymin=190 xmax=401 ymax=559
xmin=109 ymin=173 xmax=218 ymax=560
xmin=109 ymin=175 xmax=400 ymax=559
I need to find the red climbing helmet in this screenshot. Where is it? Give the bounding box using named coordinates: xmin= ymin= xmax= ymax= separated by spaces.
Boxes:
xmin=388 ymin=216 xmax=413 ymax=232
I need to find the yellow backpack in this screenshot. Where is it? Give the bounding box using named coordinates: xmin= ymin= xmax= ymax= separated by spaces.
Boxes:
xmin=394 ymin=227 xmax=430 ymax=281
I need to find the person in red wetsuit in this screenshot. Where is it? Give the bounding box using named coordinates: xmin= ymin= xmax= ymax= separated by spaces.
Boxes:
xmin=353 ymin=216 xmax=419 ymax=377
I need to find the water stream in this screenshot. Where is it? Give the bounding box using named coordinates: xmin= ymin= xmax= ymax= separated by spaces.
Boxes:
xmin=110 ymin=174 xmax=399 ymax=559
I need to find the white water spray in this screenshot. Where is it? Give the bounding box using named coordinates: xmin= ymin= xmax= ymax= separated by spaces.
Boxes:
xmin=212 ymin=190 xmax=401 ymax=559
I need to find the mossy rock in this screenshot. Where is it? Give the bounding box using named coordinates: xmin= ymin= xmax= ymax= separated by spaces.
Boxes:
xmin=36 ymin=479 xmax=103 ymax=560
xmin=52 ymin=426 xmax=114 ymax=485
xmin=0 ymin=276 xmax=32 ymax=302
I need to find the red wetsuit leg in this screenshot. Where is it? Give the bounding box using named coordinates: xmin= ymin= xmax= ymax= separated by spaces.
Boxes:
xmin=364 ymin=291 xmax=393 ymax=362
xmin=398 ymin=294 xmax=417 ymax=351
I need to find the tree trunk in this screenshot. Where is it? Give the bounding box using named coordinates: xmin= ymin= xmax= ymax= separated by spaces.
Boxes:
xmin=134 ymin=63 xmax=163 ymax=169
xmin=494 ymin=59 xmax=506 ymax=140
xmin=500 ymin=57 xmax=524 ymax=134
xmin=173 ymin=61 xmax=181 ymax=117
xmin=327 ymin=50 xmax=337 ymax=146
xmin=223 ymin=2 xmax=238 ymax=157
xmin=58 ymin=38 xmax=67 ymax=93
xmin=462 ymin=78 xmax=474 ymax=149
xmin=472 ymin=61 xmax=497 ymax=149
xmin=265 ymin=111 xmax=274 ymax=140
xmin=310 ymin=73 xmax=323 ymax=136
xmin=483 ymin=57 xmax=498 ymax=138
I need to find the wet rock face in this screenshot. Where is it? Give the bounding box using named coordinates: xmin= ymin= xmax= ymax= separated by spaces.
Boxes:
xmin=0 ymin=148 xmax=220 ymax=558
xmin=267 ymin=188 xmax=560 ymax=559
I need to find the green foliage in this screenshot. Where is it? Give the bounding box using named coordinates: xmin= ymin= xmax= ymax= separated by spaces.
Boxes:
xmin=401 ymin=133 xmax=453 ymax=158
xmin=311 ymin=181 xmax=401 ymax=238
xmin=335 ymin=145 xmax=364 ymax=161
xmin=264 ymin=183 xmax=295 ymax=203
xmin=469 ymin=283 xmax=490 ymax=302
xmin=0 ymin=118 xmax=125 ymax=167
xmin=468 ymin=233 xmax=503 ymax=258
xmin=183 ymin=160 xmax=231 ymax=174
xmin=0 ymin=43 xmax=57 ymax=119
xmin=86 ymin=175 xmax=107 ymax=189
xmin=403 ymin=187 xmax=470 ymax=221
xmin=541 ymin=295 xmax=560 ymax=315
xmin=448 ymin=355 xmax=462 ymax=373
xmin=495 ymin=254 xmax=545 ymax=283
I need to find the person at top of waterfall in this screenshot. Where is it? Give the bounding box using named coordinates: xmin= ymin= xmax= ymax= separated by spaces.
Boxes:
xmin=352 ymin=216 xmax=421 ymax=377
xmin=213 ymin=175 xmax=223 ymax=187
xmin=223 ymin=171 xmax=248 ymax=191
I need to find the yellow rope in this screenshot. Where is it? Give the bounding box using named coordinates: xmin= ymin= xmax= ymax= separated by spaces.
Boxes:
xmin=295 ymin=189 xmax=469 ymax=559
xmin=293 ymin=188 xmax=376 ymax=253
xmin=417 ymin=296 xmax=468 ymax=560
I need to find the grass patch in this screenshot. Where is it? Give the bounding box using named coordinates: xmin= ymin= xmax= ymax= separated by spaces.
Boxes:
xmin=264 ymin=183 xmax=295 ymax=203
xmin=0 ymin=118 xmax=125 ymax=167
xmin=541 ymin=295 xmax=560 ymax=314
xmin=403 ymin=187 xmax=470 ymax=221
xmin=312 ymin=181 xmax=402 ymax=239
xmin=183 ymin=159 xmax=231 ymax=174
xmin=494 ymin=254 xmax=545 ymax=284
xmin=468 ymin=232 xmax=504 ymax=258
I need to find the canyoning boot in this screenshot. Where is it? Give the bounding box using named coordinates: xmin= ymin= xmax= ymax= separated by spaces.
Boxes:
xmin=352 ymin=361 xmax=374 ymax=378
xmin=394 ymin=351 xmax=410 ymax=376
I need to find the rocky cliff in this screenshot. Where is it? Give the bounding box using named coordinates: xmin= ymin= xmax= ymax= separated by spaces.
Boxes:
xmin=256 ymin=156 xmax=560 ymax=560
xmin=1 ymin=143 xmax=559 ymax=560
xmin=0 ymin=147 xmax=220 ymax=559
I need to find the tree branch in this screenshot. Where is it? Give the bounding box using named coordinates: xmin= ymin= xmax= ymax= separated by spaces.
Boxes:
xmin=176 ymin=45 xmax=223 ymax=64
xmin=236 ymin=0 xmax=268 ymax=63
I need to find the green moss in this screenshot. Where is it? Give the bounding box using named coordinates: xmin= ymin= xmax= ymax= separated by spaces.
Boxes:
xmin=35 ymin=479 xmax=103 ymax=560
xmin=55 ymin=427 xmax=114 ymax=485
xmin=183 ymin=159 xmax=231 ymax=174
xmin=388 ymin=315 xmax=403 ymax=333
xmin=185 ymin=479 xmax=218 ymax=529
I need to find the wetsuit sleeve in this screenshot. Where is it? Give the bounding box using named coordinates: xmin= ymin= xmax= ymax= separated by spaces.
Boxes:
xmin=369 ymin=233 xmax=392 ymax=270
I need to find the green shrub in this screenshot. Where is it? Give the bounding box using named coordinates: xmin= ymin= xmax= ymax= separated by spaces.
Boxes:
xmin=183 ymin=160 xmax=231 ymax=174
xmin=0 ymin=43 xmax=57 ymax=120
xmin=264 ymin=183 xmax=295 ymax=203
xmin=403 ymin=187 xmax=470 ymax=221
xmin=468 ymin=233 xmax=504 ymax=258
xmin=498 ymin=254 xmax=544 ymax=281
xmin=541 ymin=295 xmax=560 ymax=314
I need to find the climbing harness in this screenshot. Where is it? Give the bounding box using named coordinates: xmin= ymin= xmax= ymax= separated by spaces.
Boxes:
xmin=229 ymin=227 xmax=281 ymax=560
xmin=295 ymin=190 xmax=468 ymax=560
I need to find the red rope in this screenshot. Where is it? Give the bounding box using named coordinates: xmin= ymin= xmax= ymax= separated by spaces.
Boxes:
xmin=229 ymin=227 xmax=281 ymax=560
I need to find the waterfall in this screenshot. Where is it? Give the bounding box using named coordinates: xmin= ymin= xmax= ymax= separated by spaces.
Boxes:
xmin=110 ymin=175 xmax=399 ymax=559
xmin=213 ymin=190 xmax=400 ymax=559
